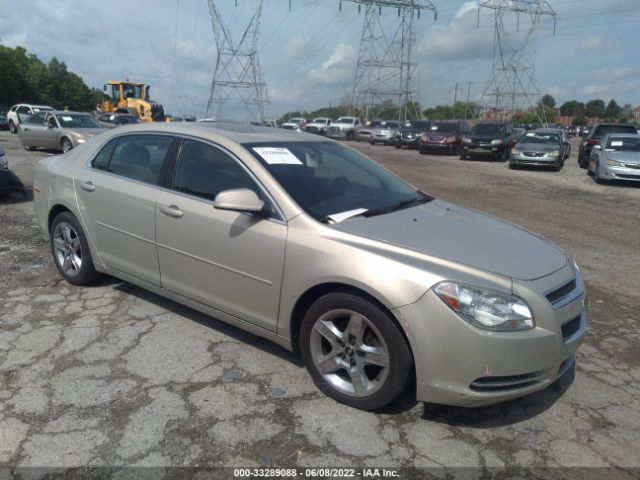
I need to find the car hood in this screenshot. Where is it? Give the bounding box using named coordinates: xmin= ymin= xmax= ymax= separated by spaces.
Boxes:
xmin=515 ymin=143 xmax=558 ymax=152
xmin=333 ymin=122 xmax=356 ymax=127
xmin=332 ymin=199 xmax=567 ymax=281
xmin=61 ymin=128 xmax=105 ymax=137
xmin=605 ymin=151 xmax=640 ymax=164
xmin=468 ymin=134 xmax=500 ymax=142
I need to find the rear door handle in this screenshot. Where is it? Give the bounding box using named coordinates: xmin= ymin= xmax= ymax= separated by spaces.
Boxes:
xmin=159 ymin=204 xmax=183 ymax=218
xmin=79 ymin=181 xmax=95 ymax=192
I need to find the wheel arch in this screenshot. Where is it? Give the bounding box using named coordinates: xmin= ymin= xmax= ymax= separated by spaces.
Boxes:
xmin=288 ymin=282 xmax=415 ymax=365
xmin=48 ymin=204 xmax=74 ymax=232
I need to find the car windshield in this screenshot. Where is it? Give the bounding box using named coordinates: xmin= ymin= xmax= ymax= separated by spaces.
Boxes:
xmin=593 ymin=125 xmax=637 ymax=139
xmin=116 ymin=116 xmax=140 ymax=125
xmin=337 ymin=118 xmax=355 ymax=124
xmin=606 ymin=136 xmax=640 ymax=152
xmin=33 ymin=107 xmax=53 ymax=112
xmin=244 ymin=141 xmax=432 ymax=222
xmin=520 ymin=132 xmax=560 ymax=144
xmin=312 ymin=118 xmax=325 ymax=123
xmin=402 ymin=121 xmax=430 ymax=130
xmin=379 ymin=122 xmax=398 ymax=129
xmin=430 ymin=122 xmax=456 ymax=132
xmin=56 ymin=114 xmax=100 ymax=128
xmin=471 ymin=124 xmax=504 ymax=135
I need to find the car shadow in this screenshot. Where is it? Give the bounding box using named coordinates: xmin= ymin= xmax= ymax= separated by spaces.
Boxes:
xmin=0 ymin=188 xmax=32 ymax=204
xmin=420 ymin=365 xmax=575 ymax=427
xmin=110 ymin=280 xmax=304 ymax=368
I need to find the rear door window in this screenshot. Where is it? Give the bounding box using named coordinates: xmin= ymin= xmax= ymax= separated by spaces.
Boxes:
xmin=106 ymin=135 xmax=173 ymax=185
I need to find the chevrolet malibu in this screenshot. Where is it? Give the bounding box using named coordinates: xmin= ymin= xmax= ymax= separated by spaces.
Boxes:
xmin=33 ymin=123 xmax=586 ymax=410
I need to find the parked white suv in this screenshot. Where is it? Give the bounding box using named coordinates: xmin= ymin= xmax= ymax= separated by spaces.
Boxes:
xmin=281 ymin=117 xmax=306 ymax=130
xmin=7 ymin=104 xmax=54 ymax=133
xmin=304 ymin=117 xmax=332 ymax=135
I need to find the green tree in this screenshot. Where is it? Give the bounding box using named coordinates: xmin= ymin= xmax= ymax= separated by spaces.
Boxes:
xmin=585 ymin=99 xmax=605 ymax=118
xmin=559 ymin=100 xmax=584 ymax=117
xmin=540 ymin=94 xmax=556 ymax=108
xmin=573 ymin=115 xmax=587 ymax=126
xmin=605 ymin=99 xmax=622 ymax=120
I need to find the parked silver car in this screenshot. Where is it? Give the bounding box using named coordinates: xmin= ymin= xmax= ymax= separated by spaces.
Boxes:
xmin=95 ymin=113 xmax=140 ymax=129
xmin=509 ymin=128 xmax=568 ymax=170
xmin=588 ymin=133 xmax=640 ymax=183
xmin=18 ymin=111 xmax=105 ymax=153
xmin=33 ymin=123 xmax=585 ymax=410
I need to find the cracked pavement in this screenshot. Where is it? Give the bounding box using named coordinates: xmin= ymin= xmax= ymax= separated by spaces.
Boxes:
xmin=0 ymin=131 xmax=639 ymax=473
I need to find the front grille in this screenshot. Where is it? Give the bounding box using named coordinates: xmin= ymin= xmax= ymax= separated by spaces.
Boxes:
xmin=561 ymin=315 xmax=582 ymax=341
xmin=524 ymin=152 xmax=545 ymax=157
xmin=624 ymin=163 xmax=640 ymax=170
xmin=546 ymin=279 xmax=576 ymax=304
xmin=617 ymin=174 xmax=640 ymax=179
xmin=470 ymin=372 xmax=544 ymax=392
xmin=428 ymin=136 xmax=444 ymax=141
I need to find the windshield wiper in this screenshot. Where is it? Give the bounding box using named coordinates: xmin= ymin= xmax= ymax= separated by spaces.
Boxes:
xmin=360 ymin=192 xmax=433 ymax=218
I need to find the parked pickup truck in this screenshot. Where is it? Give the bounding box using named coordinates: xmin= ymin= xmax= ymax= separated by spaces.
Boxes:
xmin=327 ymin=116 xmax=362 ymax=140
xmin=304 ymin=117 xmax=332 ymax=135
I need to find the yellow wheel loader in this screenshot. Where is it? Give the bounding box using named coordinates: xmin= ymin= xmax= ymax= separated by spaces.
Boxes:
xmin=101 ymin=81 xmax=167 ymax=122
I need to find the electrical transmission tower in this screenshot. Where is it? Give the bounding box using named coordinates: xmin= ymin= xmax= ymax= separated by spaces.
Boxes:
xmin=478 ymin=0 xmax=556 ymax=125
xmin=206 ymin=0 xmax=269 ymax=122
xmin=344 ymin=0 xmax=436 ymax=121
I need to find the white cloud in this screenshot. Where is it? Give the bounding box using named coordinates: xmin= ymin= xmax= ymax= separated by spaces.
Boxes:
xmin=574 ymin=36 xmax=608 ymax=54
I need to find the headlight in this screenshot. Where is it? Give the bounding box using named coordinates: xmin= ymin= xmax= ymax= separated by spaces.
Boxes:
xmin=434 ymin=281 xmax=534 ymax=331
xmin=0 ymin=154 xmax=7 ymax=169
xmin=491 ymin=139 xmax=503 ymax=145
xmin=511 ymin=147 xmax=520 ymax=155
xmin=463 ymin=137 xmax=471 ymax=143
xmin=605 ymin=159 xmax=624 ymax=167
xmin=547 ymin=150 xmax=560 ymax=157
xmin=445 ymin=136 xmax=456 ymax=143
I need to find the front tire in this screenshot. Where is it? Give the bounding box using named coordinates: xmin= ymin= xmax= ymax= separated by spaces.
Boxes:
xmin=9 ymin=120 xmax=17 ymax=134
xmin=300 ymin=292 xmax=413 ymax=411
xmin=50 ymin=212 xmax=102 ymax=286
xmin=61 ymin=138 xmax=73 ymax=154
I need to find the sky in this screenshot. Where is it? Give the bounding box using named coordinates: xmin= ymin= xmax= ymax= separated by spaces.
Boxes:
xmin=0 ymin=0 xmax=639 ymax=119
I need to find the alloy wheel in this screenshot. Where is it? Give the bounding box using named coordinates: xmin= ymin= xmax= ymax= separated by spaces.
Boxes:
xmin=52 ymin=221 xmax=82 ymax=277
xmin=309 ymin=309 xmax=390 ymax=398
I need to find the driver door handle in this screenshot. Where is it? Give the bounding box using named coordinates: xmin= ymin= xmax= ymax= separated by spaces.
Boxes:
xmin=79 ymin=181 xmax=95 ymax=192
xmin=159 ymin=204 xmax=184 ymax=218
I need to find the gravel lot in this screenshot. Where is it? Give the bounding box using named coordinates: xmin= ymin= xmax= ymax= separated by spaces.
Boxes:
xmin=0 ymin=130 xmax=639 ymax=475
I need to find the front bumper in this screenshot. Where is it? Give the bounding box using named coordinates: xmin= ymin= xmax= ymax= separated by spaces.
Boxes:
xmin=462 ymin=143 xmax=506 ymax=158
xmin=371 ymin=132 xmax=395 ymax=143
xmin=327 ymin=129 xmax=350 ymax=139
xmin=393 ymin=265 xmax=586 ymax=407
xmin=511 ymin=153 xmax=561 ymax=167
xmin=420 ymin=142 xmax=456 ymax=153
xmin=599 ymin=164 xmax=640 ymax=182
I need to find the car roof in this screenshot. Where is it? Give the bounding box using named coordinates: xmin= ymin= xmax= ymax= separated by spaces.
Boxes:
xmin=102 ymin=121 xmax=323 ymax=144
xmin=50 ymin=110 xmax=91 ymax=115
xmin=603 ymin=133 xmax=640 ymax=138
xmin=531 ymin=128 xmax=562 ymax=134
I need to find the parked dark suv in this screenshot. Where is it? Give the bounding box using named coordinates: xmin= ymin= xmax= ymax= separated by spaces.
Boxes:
xmin=395 ymin=120 xmax=432 ymax=149
xmin=419 ymin=120 xmax=470 ymax=155
xmin=460 ymin=122 xmax=517 ymax=160
xmin=578 ymin=123 xmax=639 ymax=168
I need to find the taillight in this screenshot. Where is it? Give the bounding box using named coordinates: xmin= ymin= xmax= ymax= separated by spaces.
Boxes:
xmin=587 ymin=139 xmax=600 ymax=146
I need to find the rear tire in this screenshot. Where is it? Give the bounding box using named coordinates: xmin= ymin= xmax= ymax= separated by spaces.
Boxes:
xmin=300 ymin=292 xmax=413 ymax=411
xmin=9 ymin=120 xmax=17 ymax=134
xmin=50 ymin=212 xmax=102 ymax=286
xmin=460 ymin=153 xmax=468 ymax=160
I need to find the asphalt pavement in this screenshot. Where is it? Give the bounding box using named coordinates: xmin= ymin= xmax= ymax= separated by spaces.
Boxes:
xmin=0 ymin=131 xmax=638 ymax=476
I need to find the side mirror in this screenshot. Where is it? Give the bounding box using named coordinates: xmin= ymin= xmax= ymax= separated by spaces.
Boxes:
xmin=592 ymin=145 xmax=602 ymax=151
xmin=214 ymin=188 xmax=266 ymax=215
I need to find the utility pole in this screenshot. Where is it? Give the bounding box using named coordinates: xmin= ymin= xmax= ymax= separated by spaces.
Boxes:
xmin=477 ymin=0 xmax=556 ymax=125
xmin=464 ymin=81 xmax=473 ymax=119
xmin=452 ymin=83 xmax=458 ymax=119
xmin=343 ymin=0 xmax=437 ymax=122
xmin=206 ymin=0 xmax=270 ymax=122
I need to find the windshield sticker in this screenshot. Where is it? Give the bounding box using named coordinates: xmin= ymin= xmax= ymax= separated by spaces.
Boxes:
xmin=525 ymin=132 xmax=535 ymax=137
xmin=253 ymin=147 xmax=303 ymax=165
xmin=327 ymin=208 xmax=368 ymax=223
xmin=61 ymin=116 xmax=73 ymax=122
xmin=610 ymin=141 xmax=623 ymax=147
xmin=430 ymin=126 xmax=438 ymax=130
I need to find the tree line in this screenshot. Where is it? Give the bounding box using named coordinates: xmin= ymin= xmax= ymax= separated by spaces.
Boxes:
xmin=0 ymin=43 xmax=104 ymax=112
